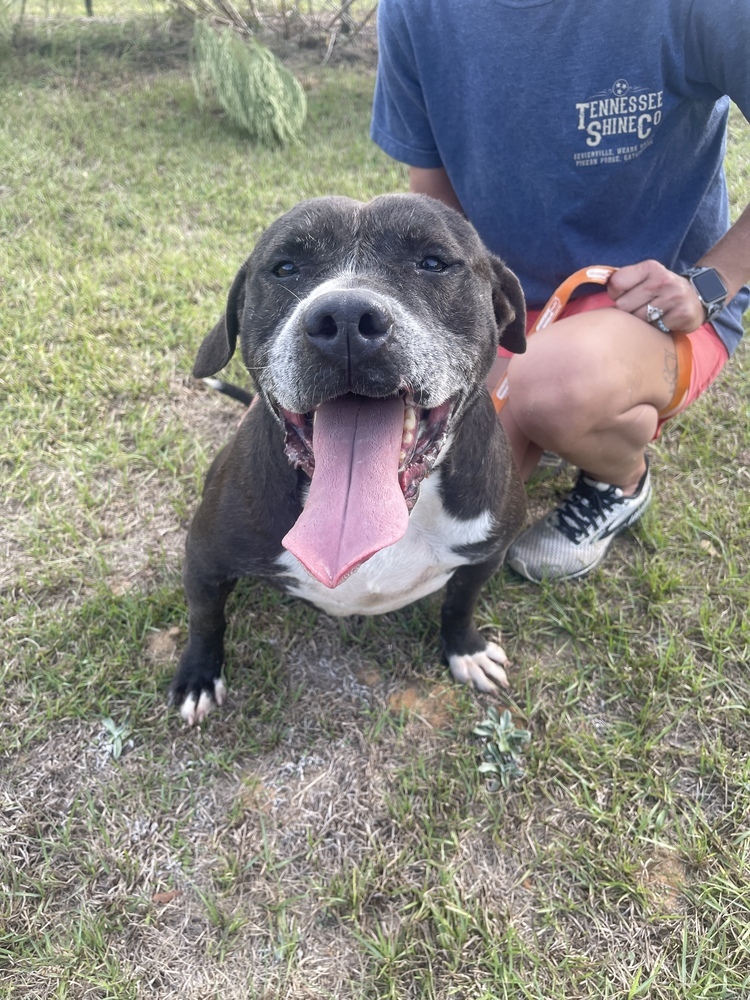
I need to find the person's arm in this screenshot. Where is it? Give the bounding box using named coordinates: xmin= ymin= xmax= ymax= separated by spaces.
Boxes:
xmin=409 ymin=166 xmax=464 ymax=215
xmin=607 ymin=200 xmax=750 ymax=333
xmin=696 ymin=201 xmax=750 ymax=302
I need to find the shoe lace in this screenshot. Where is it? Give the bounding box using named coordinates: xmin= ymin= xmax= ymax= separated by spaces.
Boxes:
xmin=555 ymin=476 xmax=623 ymax=543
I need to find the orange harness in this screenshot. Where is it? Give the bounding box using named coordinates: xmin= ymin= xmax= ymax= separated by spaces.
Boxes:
xmin=490 ymin=265 xmax=692 ymax=421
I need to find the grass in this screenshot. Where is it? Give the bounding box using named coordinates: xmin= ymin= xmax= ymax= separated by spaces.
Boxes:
xmin=2 ymin=12 xmax=750 ymax=999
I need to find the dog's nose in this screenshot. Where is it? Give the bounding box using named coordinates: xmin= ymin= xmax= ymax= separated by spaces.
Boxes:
xmin=303 ymin=291 xmax=393 ymax=364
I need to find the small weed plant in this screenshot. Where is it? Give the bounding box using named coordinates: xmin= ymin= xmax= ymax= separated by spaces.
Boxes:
xmin=473 ymin=706 xmax=531 ymax=791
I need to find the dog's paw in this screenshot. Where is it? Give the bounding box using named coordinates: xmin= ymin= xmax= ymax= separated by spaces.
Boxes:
xmin=448 ymin=641 xmax=510 ymax=693
xmin=173 ymin=677 xmax=227 ymax=726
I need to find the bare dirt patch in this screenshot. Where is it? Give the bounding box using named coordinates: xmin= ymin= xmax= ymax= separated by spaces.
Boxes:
xmin=387 ymin=683 xmax=460 ymax=730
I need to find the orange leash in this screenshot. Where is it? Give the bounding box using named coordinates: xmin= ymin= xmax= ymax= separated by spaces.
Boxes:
xmin=657 ymin=332 xmax=692 ymax=420
xmin=490 ymin=265 xmax=692 ymax=421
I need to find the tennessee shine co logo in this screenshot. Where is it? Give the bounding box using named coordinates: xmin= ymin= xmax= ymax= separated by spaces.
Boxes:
xmin=573 ymin=79 xmax=664 ymax=167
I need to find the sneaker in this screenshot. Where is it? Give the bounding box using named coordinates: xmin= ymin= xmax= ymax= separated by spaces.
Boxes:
xmin=507 ymin=460 xmax=652 ymax=582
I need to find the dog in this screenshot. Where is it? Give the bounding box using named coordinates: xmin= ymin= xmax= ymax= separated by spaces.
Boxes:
xmin=170 ymin=194 xmax=527 ymax=725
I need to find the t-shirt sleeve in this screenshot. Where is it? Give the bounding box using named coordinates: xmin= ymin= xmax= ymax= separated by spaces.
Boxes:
xmin=686 ymin=0 xmax=750 ymax=120
xmin=370 ymin=0 xmax=444 ymax=168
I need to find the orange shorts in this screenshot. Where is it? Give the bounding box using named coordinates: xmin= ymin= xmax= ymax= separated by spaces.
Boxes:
xmin=498 ymin=290 xmax=729 ymax=433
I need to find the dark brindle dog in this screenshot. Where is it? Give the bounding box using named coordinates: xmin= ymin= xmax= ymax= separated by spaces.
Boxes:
xmin=171 ymin=194 xmax=527 ymax=725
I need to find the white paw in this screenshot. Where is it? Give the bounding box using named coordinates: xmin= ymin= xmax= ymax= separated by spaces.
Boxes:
xmin=448 ymin=641 xmax=509 ymax=693
xmin=180 ymin=678 xmax=227 ymax=726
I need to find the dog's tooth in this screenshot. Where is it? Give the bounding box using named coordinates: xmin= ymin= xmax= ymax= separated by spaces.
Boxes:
xmin=401 ymin=430 xmax=414 ymax=447
xmin=403 ymin=406 xmax=417 ymax=432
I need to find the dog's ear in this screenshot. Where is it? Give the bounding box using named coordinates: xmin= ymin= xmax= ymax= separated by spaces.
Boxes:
xmin=491 ymin=259 xmax=527 ymax=354
xmin=192 ymin=263 xmax=249 ymax=378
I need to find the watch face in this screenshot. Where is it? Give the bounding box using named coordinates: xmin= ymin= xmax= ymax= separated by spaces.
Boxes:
xmin=693 ymin=268 xmax=727 ymax=303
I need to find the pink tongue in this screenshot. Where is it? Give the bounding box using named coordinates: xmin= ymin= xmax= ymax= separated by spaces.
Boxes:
xmin=282 ymin=395 xmax=409 ymax=588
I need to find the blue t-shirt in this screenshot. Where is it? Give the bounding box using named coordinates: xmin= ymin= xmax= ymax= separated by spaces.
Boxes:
xmin=371 ymin=0 xmax=750 ymax=354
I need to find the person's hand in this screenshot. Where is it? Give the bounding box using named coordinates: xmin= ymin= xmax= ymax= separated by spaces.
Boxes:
xmin=607 ymin=259 xmax=705 ymax=334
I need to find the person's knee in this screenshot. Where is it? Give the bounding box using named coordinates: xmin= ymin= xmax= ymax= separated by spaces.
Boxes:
xmin=507 ymin=354 xmax=662 ymax=459
xmin=507 ymin=351 xmax=601 ymax=446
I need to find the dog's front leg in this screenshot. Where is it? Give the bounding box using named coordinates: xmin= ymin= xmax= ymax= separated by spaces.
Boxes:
xmin=170 ymin=575 xmax=236 ymax=725
xmin=440 ymin=559 xmax=511 ymax=694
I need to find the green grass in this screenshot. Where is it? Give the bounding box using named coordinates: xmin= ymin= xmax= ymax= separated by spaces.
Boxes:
xmin=2 ymin=14 xmax=750 ymax=1000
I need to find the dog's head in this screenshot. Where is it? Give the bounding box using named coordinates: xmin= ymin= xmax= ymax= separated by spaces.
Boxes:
xmin=196 ymin=193 xmax=524 ymax=485
xmin=194 ymin=194 xmax=525 ymax=586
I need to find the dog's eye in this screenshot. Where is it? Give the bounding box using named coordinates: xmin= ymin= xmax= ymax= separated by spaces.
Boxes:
xmin=272 ymin=261 xmax=298 ymax=277
xmin=418 ymin=256 xmax=448 ymax=273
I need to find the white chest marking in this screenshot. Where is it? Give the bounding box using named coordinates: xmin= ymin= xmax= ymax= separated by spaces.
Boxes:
xmin=275 ymin=475 xmax=495 ymax=617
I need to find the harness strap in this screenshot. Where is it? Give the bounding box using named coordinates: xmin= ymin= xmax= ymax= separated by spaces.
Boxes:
xmin=491 ymin=265 xmax=693 ymax=420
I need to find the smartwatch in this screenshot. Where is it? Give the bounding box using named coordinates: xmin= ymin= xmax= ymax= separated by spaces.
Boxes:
xmin=681 ymin=266 xmax=728 ymax=323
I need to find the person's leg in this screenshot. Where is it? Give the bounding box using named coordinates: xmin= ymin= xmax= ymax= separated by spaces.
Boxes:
xmin=498 ymin=306 xmax=719 ymax=582
xmin=500 ymin=307 xmax=676 ymax=492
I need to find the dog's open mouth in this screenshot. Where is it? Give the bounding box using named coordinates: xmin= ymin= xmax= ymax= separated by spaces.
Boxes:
xmin=278 ymin=392 xmax=454 ymax=589
xmin=280 ymin=392 xmax=453 ymax=505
